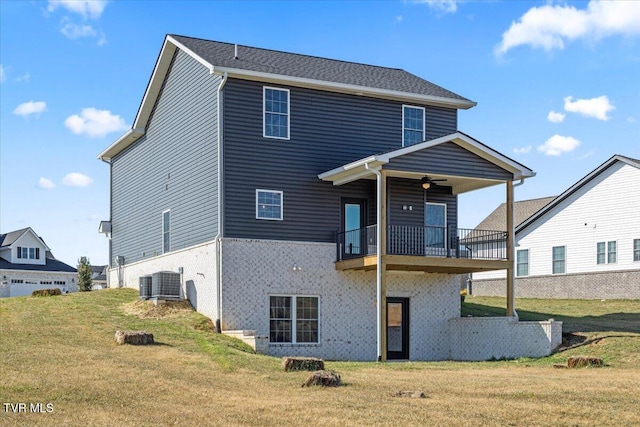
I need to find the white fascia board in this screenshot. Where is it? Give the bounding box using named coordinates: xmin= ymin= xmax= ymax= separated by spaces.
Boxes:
xmin=166 ymin=35 xmax=215 ymax=72
xmin=318 ymin=158 xmax=386 ymax=185
xmin=210 ymin=66 xmax=476 ymax=110
xmin=97 ymin=128 xmax=145 ymax=160
xmin=17 ymin=228 xmax=51 ymax=252
xmin=381 ymin=132 xmax=535 ymax=180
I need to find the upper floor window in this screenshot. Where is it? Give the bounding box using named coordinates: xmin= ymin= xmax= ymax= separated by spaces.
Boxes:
xmin=634 ymin=239 xmax=640 ymax=262
xmin=552 ymin=246 xmax=565 ymax=274
xmin=162 ymin=210 xmax=171 ymax=254
xmin=256 ymin=190 xmax=283 ymax=220
xmin=516 ymin=249 xmax=529 ymax=277
xmin=264 ymin=87 xmax=290 ymax=139
xmin=17 ymin=246 xmax=40 ymax=260
xmin=402 ymin=105 xmax=425 ymax=147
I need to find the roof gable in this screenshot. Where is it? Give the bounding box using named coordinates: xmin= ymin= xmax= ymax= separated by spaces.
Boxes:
xmin=474 ymin=196 xmax=557 ymax=231
xmin=516 ymin=155 xmax=640 ymax=233
xmin=99 ymin=34 xmax=476 ymax=161
xmin=0 ymin=227 xmax=50 ymax=251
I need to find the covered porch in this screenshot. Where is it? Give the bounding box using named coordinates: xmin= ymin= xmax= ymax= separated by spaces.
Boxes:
xmin=319 ymin=132 xmax=536 ymax=361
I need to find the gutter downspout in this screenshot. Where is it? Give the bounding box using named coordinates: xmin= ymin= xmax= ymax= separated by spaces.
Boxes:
xmin=214 ymin=71 xmax=228 ymax=333
xmin=99 ymin=156 xmax=113 ymax=289
xmin=366 ymin=163 xmax=384 ymax=361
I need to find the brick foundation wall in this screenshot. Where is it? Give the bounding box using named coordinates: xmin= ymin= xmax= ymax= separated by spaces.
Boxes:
xmin=449 ymin=317 xmax=563 ymax=361
xmin=220 ymin=238 xmax=460 ymax=361
xmin=107 ymin=240 xmax=218 ymax=320
xmin=472 ymin=269 xmax=640 ymax=299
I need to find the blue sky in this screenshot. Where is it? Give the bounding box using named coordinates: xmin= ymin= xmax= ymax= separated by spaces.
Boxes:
xmin=1 ymin=0 xmax=639 ymax=267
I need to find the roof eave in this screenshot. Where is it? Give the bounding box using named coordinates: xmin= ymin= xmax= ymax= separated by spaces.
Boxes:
xmin=210 ymin=65 xmax=476 ymax=110
xmin=98 ymin=128 xmax=145 ymax=161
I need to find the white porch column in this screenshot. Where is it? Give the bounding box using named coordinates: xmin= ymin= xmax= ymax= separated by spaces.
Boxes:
xmin=506 ymin=180 xmax=516 ymax=317
xmin=374 ymin=168 xmax=388 ymax=362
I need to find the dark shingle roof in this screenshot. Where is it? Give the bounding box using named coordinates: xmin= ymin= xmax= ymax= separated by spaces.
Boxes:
xmin=474 ymin=196 xmax=557 ymax=231
xmin=0 ymin=257 xmax=77 ymax=273
xmin=0 ymin=228 xmax=29 ymax=247
xmin=170 ymin=34 xmax=472 ymax=104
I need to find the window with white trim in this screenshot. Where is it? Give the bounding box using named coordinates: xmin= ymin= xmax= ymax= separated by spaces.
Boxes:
xmin=516 ymin=249 xmax=529 ymax=277
xmin=256 ymin=190 xmax=283 ymax=220
xmin=634 ymin=239 xmax=640 ymax=262
xmin=162 ymin=210 xmax=171 ymax=254
xmin=264 ymin=87 xmax=289 ymax=139
xmin=11 ymin=279 xmax=23 ymax=284
xmin=16 ymin=246 xmax=40 ymax=260
xmin=552 ymin=246 xmax=565 ymax=274
xmin=269 ymin=295 xmax=319 ymax=344
xmin=54 ymin=281 xmax=66 ymax=285
xmin=402 ymin=105 xmax=425 ymax=147
xmin=597 ymin=241 xmax=617 ymax=264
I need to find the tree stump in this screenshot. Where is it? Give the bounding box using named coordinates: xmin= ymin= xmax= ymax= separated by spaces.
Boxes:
xmin=301 ymin=370 xmax=341 ymax=387
xmin=567 ymin=356 xmax=603 ymax=368
xmin=115 ymin=330 xmax=154 ymax=345
xmin=283 ymin=356 xmax=324 ymax=372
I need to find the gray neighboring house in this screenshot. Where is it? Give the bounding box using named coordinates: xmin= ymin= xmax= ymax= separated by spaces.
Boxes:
xmin=473 ymin=155 xmax=640 ymax=299
xmin=98 ymin=34 xmax=563 ymax=361
xmin=91 ymin=265 xmax=108 ymax=290
xmin=0 ymin=228 xmax=77 ymax=298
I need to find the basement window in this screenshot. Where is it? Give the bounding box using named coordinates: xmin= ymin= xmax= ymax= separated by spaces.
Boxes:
xmin=269 ymin=295 xmax=318 ymax=344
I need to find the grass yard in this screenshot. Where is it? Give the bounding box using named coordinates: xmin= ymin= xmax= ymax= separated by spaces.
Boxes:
xmin=1 ymin=289 xmax=639 ymax=427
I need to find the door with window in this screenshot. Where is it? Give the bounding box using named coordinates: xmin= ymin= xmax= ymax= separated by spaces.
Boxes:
xmin=425 ymin=202 xmax=447 ymax=256
xmin=387 ymin=297 xmax=410 ymax=360
xmin=341 ymin=198 xmax=366 ymax=258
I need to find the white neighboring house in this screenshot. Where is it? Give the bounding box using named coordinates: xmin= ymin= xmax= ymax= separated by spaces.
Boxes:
xmin=473 ymin=155 xmax=640 ymax=299
xmin=0 ymin=228 xmax=77 ymax=298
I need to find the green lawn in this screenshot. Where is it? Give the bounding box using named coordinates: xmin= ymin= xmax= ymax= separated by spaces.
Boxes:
xmin=1 ymin=289 xmax=639 ymax=426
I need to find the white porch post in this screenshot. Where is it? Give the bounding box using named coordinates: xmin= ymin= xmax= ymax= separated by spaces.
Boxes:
xmin=506 ymin=180 xmax=516 ymax=317
xmin=371 ymin=166 xmax=387 ymax=362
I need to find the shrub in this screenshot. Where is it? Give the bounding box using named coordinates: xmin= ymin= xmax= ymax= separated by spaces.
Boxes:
xmin=32 ymin=288 xmax=62 ymax=297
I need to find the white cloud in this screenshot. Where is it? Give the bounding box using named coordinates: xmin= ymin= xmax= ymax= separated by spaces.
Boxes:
xmin=564 ymin=95 xmax=614 ymax=121
xmin=537 ymin=135 xmax=581 ymax=156
xmin=627 ymin=116 xmax=637 ymax=124
xmin=47 ymin=0 xmax=108 ymax=20
xmin=64 ymin=107 xmax=127 ymax=137
xmin=15 ymin=72 xmax=30 ymax=82
xmin=61 ymin=22 xmax=97 ymax=39
xmin=38 ymin=177 xmax=56 ymax=190
xmin=513 ymin=145 xmax=532 ymax=154
xmin=62 ymin=172 xmax=93 ymax=187
xmin=416 ymin=0 xmax=458 ymax=14
xmin=0 ymin=64 xmax=5 ymax=83
xmin=13 ymin=101 xmax=47 ymax=118
xmin=395 ymin=15 xmax=403 ymax=23
xmin=495 ymin=1 xmax=640 ymax=56
xmin=547 ymin=110 xmax=566 ymax=123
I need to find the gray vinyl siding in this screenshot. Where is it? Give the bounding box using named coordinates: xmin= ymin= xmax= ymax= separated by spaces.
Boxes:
xmin=388 ymin=178 xmax=456 ymax=231
xmin=110 ymin=50 xmax=219 ymax=267
xmin=384 ymin=141 xmax=514 ymax=180
xmin=425 ymin=106 xmax=457 ymax=140
xmin=222 ymin=79 xmax=457 ymax=242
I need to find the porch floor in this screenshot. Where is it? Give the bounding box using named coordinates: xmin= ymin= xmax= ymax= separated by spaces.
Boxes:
xmin=335 ymin=254 xmax=510 ymax=274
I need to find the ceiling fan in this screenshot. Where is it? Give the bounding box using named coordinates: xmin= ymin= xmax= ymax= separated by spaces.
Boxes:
xmin=421 ymin=176 xmax=447 ymax=190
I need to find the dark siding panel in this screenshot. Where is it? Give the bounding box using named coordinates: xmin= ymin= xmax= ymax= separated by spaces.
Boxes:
xmin=425 ymin=106 xmax=457 ymax=140
xmin=388 ymin=178 xmax=456 ymax=231
xmin=111 ymin=50 xmax=220 ymax=266
xmin=222 ymin=79 xmax=457 ymax=242
xmin=385 ymin=142 xmax=514 ymax=180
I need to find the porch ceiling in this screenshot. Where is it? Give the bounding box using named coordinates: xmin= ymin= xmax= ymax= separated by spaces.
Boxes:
xmin=335 ymin=255 xmax=510 ymax=274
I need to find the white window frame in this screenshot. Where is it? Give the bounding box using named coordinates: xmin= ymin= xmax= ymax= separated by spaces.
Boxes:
xmin=256 ymin=189 xmax=283 ymax=221
xmin=516 ymin=249 xmax=529 ymax=277
xmin=634 ymin=239 xmax=640 ymax=262
xmin=269 ymin=295 xmax=319 ymax=344
xmin=552 ymin=245 xmax=566 ymax=275
xmin=597 ymin=241 xmax=617 ymax=264
xmin=162 ymin=209 xmax=171 ymax=254
xmin=263 ymin=86 xmax=290 ymax=140
xmin=402 ymin=105 xmax=425 ymax=147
